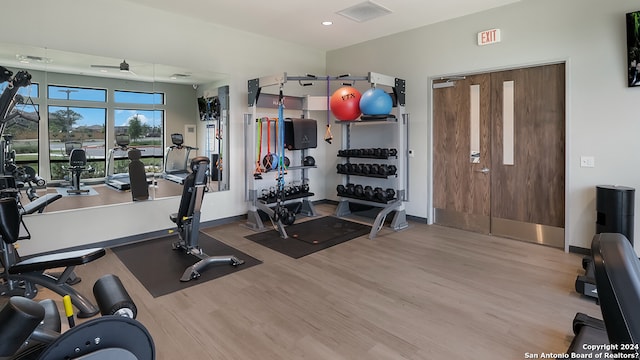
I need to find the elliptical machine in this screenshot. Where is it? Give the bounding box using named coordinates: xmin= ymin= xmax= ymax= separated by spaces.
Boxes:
xmin=169 ymin=156 xmax=243 ymax=281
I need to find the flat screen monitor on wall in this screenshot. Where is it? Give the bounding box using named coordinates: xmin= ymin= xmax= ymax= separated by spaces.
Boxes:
xmin=627 ymin=10 xmax=640 ymax=87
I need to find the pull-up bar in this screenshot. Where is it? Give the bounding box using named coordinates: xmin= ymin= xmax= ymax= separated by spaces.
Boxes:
xmin=248 ymin=72 xmax=405 ymax=107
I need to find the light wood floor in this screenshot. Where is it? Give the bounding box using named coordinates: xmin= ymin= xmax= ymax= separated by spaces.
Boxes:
xmin=23 ymin=204 xmax=600 ymax=359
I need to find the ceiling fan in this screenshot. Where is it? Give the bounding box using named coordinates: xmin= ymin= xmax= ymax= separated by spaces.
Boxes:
xmin=90 ymin=59 xmax=133 ymax=73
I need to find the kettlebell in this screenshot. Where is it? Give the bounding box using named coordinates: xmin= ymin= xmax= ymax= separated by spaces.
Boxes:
xmin=282 ymin=209 xmax=296 ymax=226
xmin=303 ymin=156 xmax=315 ymax=167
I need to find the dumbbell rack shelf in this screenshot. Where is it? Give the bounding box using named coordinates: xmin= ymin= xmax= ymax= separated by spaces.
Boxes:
xmin=334 ymin=76 xmax=409 ymax=240
xmin=338 ymin=193 xmax=397 ymax=205
xmin=336 ymin=171 xmax=396 ymax=179
xmin=261 ymin=192 xmax=315 ymax=204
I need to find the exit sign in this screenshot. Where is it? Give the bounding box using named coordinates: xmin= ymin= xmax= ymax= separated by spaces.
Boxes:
xmin=478 ymin=28 xmax=501 ymax=46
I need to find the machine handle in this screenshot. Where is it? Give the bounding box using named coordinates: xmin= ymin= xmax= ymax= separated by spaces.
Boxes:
xmin=475 ymin=167 xmax=490 ymax=174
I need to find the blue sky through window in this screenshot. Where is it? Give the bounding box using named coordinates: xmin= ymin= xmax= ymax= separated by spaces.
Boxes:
xmin=48 ymin=106 xmax=106 ymax=127
xmin=114 ymin=109 xmax=163 ymax=126
xmin=114 ymin=90 xmax=164 ymax=104
xmin=48 ymin=85 xmax=106 ymax=102
xmin=0 ymin=82 xmax=39 ymax=98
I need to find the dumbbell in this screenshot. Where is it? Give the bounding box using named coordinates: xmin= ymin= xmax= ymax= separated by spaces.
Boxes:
xmin=346 ymin=183 xmax=356 ymax=195
xmin=374 ymin=187 xmax=386 ymax=202
xmin=260 ymin=189 xmax=269 ymax=201
xmin=373 ymin=148 xmax=381 ymax=157
xmin=370 ymin=164 xmax=380 ymax=175
xmin=337 ymin=184 xmax=346 ymax=196
xmin=355 ymin=163 xmax=364 ymax=174
xmin=385 ymin=188 xmax=396 ymax=201
xmin=365 ymin=148 xmax=375 ymax=156
xmin=336 ymin=164 xmax=345 ymax=173
xmin=347 ymin=163 xmax=358 ymax=174
xmin=354 ymin=184 xmax=364 ymax=198
xmin=380 ymin=148 xmax=389 ymax=158
xmin=387 ymin=165 xmax=397 ymax=175
xmin=338 ymin=150 xmax=345 ymax=156
xmin=364 ymin=185 xmax=374 ymax=200
xmin=378 ymin=164 xmax=388 ymax=176
xmin=362 ymin=164 xmax=371 ymax=175
xmin=389 ymin=148 xmax=398 ymax=157
xmin=301 ymin=183 xmax=310 ymax=193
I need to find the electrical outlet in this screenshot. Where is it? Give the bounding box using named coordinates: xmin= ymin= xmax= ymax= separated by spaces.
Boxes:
xmin=580 ymin=156 xmax=595 ymax=168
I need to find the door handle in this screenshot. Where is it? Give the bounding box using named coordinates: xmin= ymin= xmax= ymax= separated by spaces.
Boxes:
xmin=475 ymin=167 xmax=490 ymax=174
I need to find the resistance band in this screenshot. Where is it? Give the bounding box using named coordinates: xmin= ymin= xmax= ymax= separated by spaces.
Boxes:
xmin=277 ymin=88 xmax=285 ymax=194
xmin=254 ymin=119 xmax=263 ymax=179
xmin=324 ymin=76 xmax=333 ymax=144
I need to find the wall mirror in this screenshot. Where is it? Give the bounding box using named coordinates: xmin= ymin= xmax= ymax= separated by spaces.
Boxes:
xmin=0 ymin=42 xmax=229 ymax=213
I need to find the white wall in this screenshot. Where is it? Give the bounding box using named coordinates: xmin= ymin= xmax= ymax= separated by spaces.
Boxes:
xmin=327 ymin=0 xmax=640 ymax=250
xmin=3 ymin=0 xmax=638 ymax=254
xmin=0 ymin=0 xmax=325 ymax=255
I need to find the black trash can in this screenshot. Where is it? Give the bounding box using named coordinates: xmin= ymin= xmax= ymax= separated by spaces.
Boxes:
xmin=596 ymin=185 xmax=635 ymax=245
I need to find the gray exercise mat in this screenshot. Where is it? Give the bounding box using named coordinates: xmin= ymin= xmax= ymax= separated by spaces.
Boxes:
xmin=244 ymin=216 xmax=370 ymax=259
xmin=113 ymin=233 xmax=261 ymax=297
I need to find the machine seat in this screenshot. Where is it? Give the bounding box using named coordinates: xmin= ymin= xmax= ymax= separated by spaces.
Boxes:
xmin=8 ymin=248 xmax=105 ymax=274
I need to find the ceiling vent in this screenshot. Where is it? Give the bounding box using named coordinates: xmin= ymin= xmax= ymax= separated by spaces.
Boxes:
xmin=336 ymin=1 xmax=392 ymax=23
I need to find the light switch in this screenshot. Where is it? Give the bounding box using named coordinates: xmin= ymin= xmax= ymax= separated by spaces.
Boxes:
xmin=580 ymin=156 xmax=595 ymax=168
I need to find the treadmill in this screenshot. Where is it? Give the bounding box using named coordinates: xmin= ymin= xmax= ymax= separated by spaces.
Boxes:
xmin=162 ymin=133 xmax=197 ymax=185
xmin=105 ymin=134 xmax=152 ymax=190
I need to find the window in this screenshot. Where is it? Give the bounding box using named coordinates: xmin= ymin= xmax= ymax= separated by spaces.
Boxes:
xmin=48 ymin=85 xmax=106 ymax=102
xmin=113 ymin=108 xmax=164 ymax=173
xmin=1 ymin=82 xmax=40 ymax=184
xmin=48 ymin=106 xmax=106 ymax=180
xmin=114 ymin=90 xmax=164 ymax=105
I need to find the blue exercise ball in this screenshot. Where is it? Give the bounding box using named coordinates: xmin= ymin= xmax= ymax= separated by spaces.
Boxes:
xmin=359 ymin=88 xmax=392 ymax=115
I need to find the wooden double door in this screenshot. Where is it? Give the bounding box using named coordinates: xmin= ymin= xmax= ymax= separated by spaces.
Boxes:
xmin=433 ymin=63 xmax=565 ymax=248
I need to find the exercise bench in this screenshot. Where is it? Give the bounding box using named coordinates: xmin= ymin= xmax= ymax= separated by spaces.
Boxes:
xmin=0 ymin=197 xmax=105 ymax=317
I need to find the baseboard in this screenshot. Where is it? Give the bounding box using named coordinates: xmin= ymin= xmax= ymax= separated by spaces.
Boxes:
xmin=569 ymin=245 xmax=590 ymax=256
xmin=30 ymin=214 xmax=246 ymax=256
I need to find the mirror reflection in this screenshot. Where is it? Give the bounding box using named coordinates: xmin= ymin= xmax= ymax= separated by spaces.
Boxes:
xmin=0 ymin=43 xmax=229 ymax=213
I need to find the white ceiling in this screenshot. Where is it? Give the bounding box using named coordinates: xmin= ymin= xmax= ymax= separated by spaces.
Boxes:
xmin=123 ymin=0 xmax=521 ymax=51
xmin=1 ymin=0 xmax=520 ymax=84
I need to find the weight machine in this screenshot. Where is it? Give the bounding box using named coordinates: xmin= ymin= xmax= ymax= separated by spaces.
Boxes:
xmin=0 ymin=66 xmax=53 ymax=203
xmin=0 ymin=274 xmax=155 ymax=359
xmin=169 ymin=156 xmax=244 ymax=282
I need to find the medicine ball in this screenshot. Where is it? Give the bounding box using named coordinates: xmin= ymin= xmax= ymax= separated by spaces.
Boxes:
xmin=359 ymin=88 xmax=393 ymax=115
xmin=303 ymin=156 xmax=315 ymax=167
xmin=330 ymin=86 xmax=362 ymax=121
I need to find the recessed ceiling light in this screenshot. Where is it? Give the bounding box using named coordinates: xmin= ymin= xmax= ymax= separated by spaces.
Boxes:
xmin=322 ymin=21 xmax=333 ymax=26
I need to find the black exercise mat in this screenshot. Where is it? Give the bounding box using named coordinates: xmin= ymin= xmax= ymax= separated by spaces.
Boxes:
xmin=245 ymin=216 xmax=370 ymax=259
xmin=113 ymin=234 xmax=262 ymax=297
